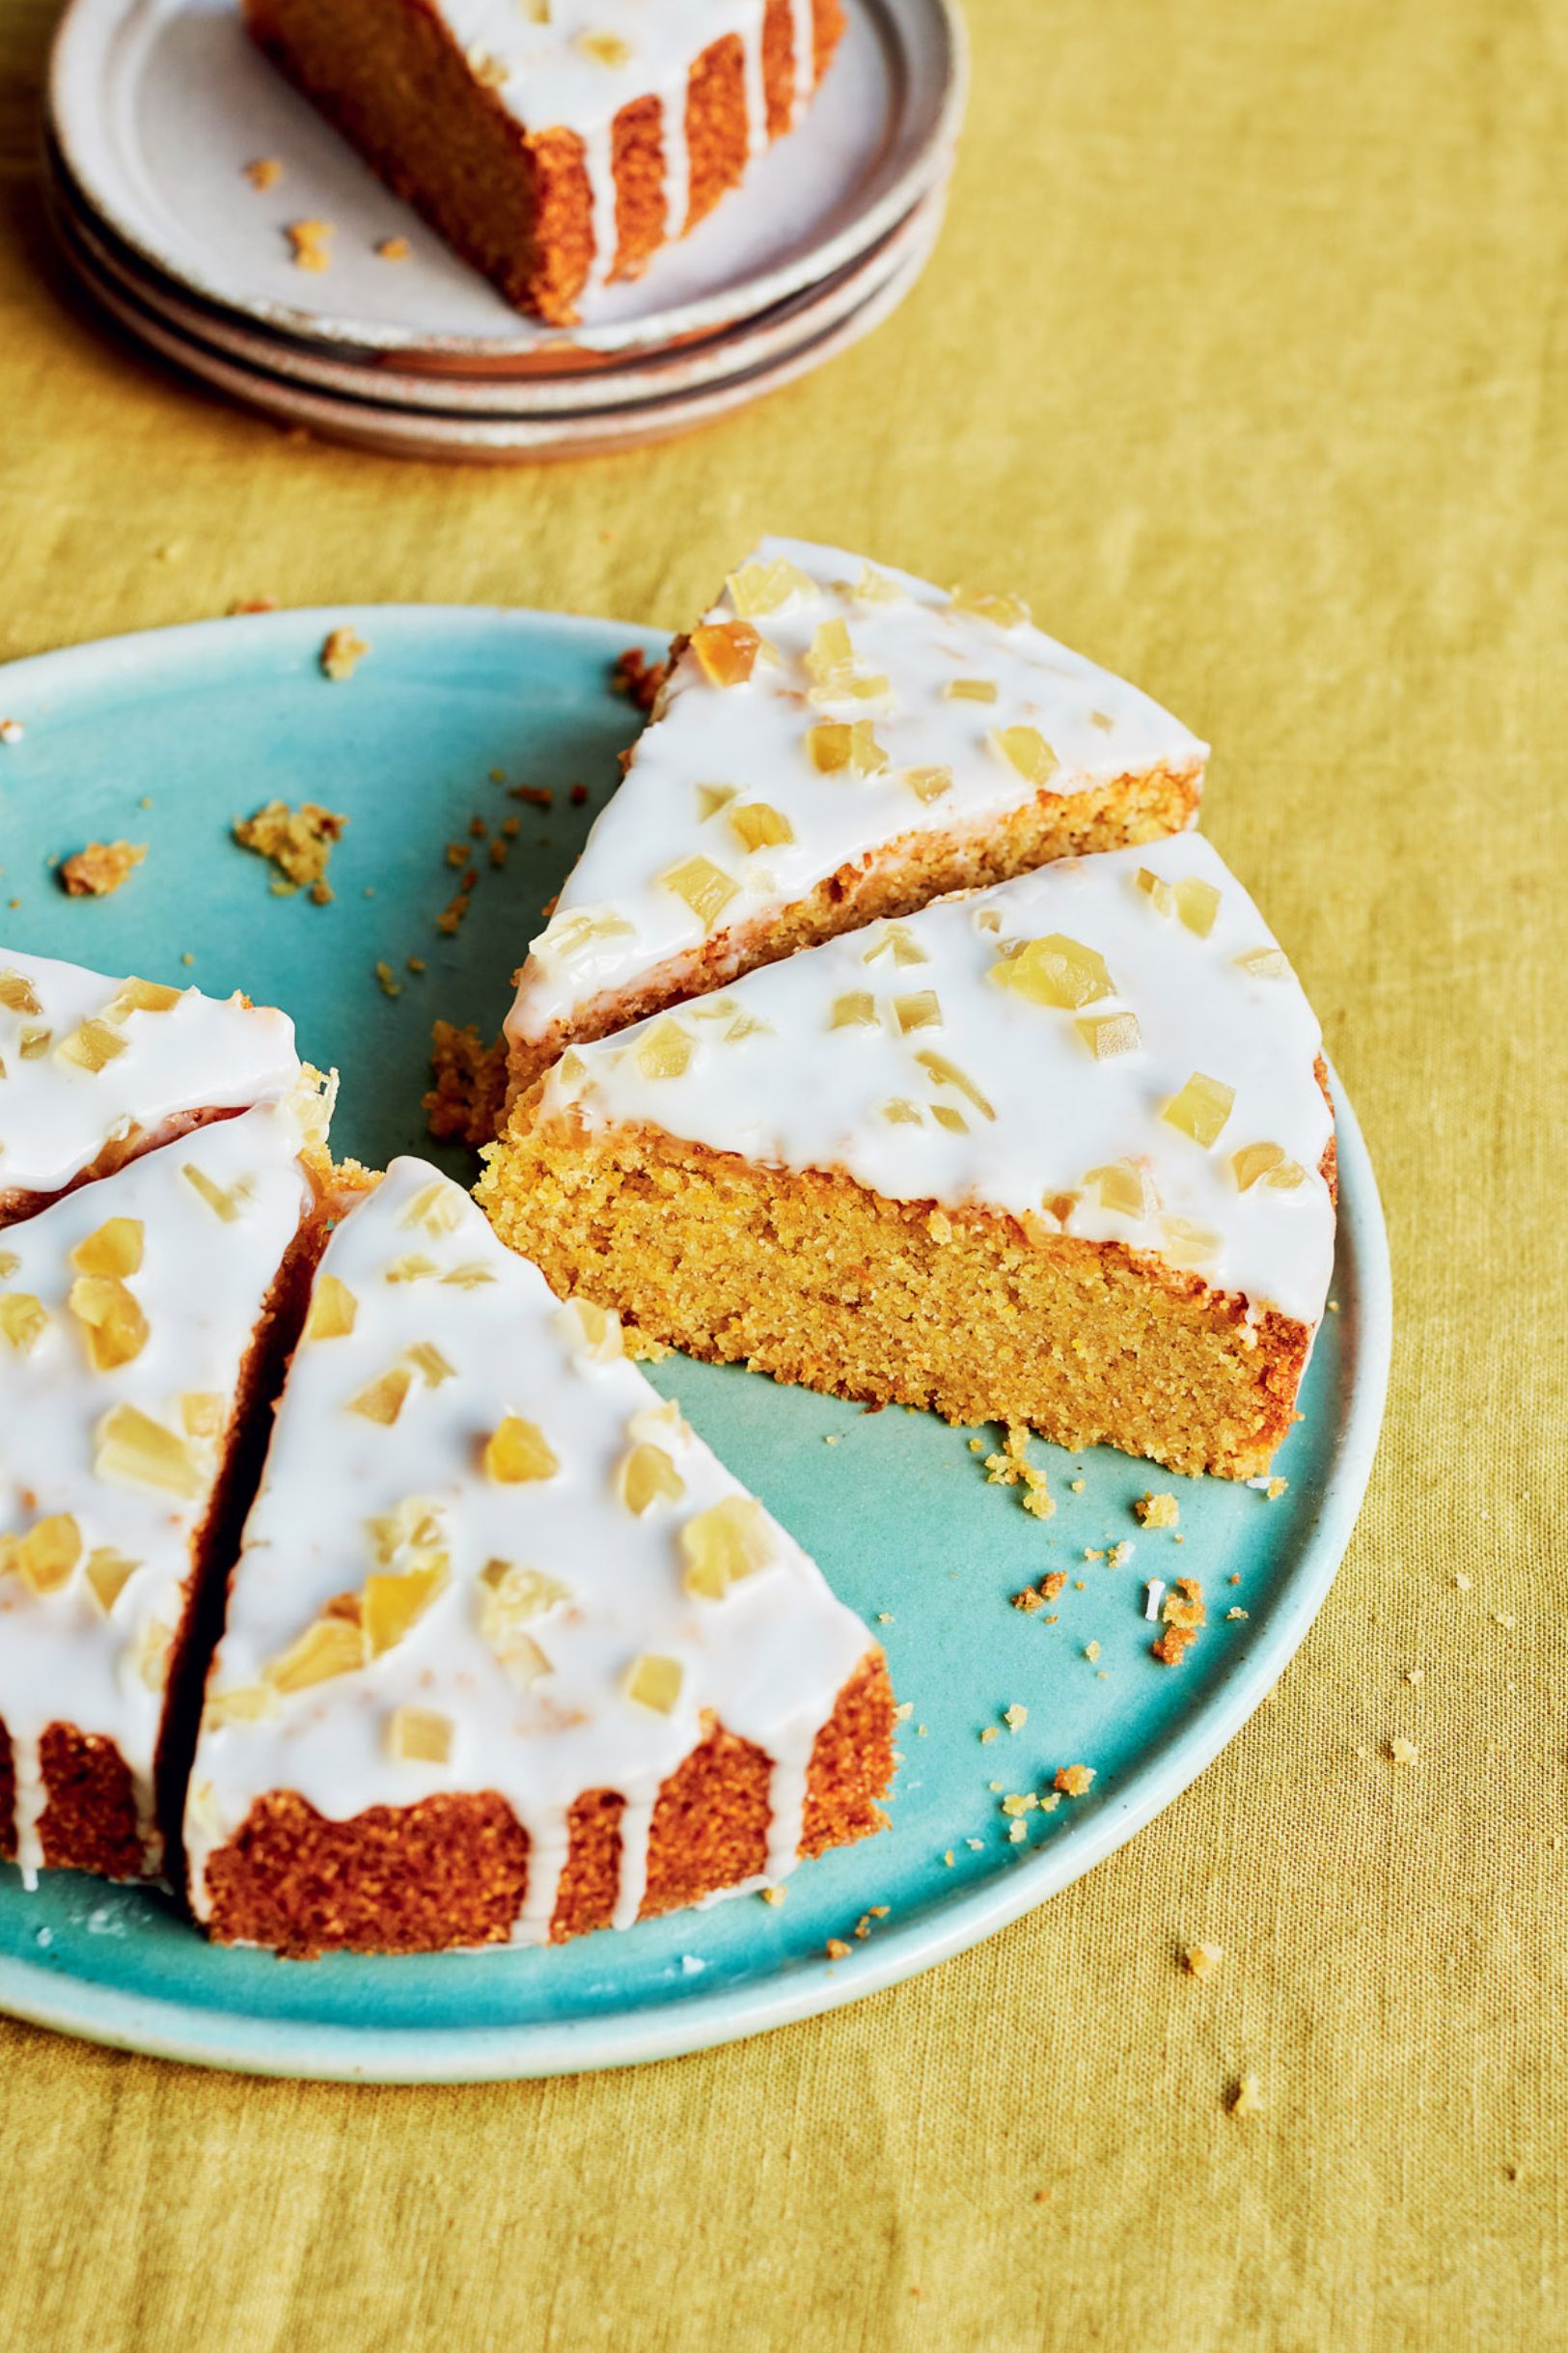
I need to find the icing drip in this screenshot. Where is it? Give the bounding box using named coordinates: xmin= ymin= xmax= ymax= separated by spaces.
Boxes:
xmin=662 ymin=83 xmax=692 ymax=240
xmin=185 ymin=1159 xmax=876 ymax=1947
xmin=581 ymin=114 xmax=621 ymax=295
xmin=11 ymin=1736 xmax=45 ymax=1892
xmin=787 ymin=0 xmax=816 ymax=115
xmin=762 ymin=1743 xmax=812 ymax=1883
xmin=740 ymin=21 xmax=768 ymax=159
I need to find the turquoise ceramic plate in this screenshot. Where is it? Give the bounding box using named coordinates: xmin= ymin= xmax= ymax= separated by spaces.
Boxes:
xmin=0 ymin=610 xmax=1390 ymax=2082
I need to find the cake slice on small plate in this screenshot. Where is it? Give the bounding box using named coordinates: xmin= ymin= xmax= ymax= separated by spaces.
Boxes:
xmin=505 ymin=539 xmax=1207 ymax=1091
xmin=0 ymin=948 xmax=300 ymax=1227
xmin=245 ymin=0 xmax=844 ymax=324
xmin=0 ymin=1091 xmax=334 ymax=1889
xmin=184 ymin=1158 xmax=891 ymax=1956
xmin=485 ymin=834 xmax=1335 ymax=1481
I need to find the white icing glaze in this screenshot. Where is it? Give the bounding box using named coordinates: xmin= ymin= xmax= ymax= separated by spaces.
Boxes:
xmin=0 ymin=1100 xmax=321 ymax=1885
xmin=427 ymin=0 xmax=801 ymax=293
xmin=0 ymin=946 xmax=298 ymax=1208
xmin=505 ymin=537 xmax=1207 ymax=1056
xmin=184 ymin=1158 xmax=875 ymax=1944
xmin=533 ymin=835 xmax=1335 ymax=1328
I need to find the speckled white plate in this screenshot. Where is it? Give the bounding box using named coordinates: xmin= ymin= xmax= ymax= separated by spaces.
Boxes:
xmin=46 ymin=138 xmax=949 ymax=417
xmin=46 ymin=186 xmax=943 ymax=459
xmin=46 ymin=0 xmax=966 ymax=369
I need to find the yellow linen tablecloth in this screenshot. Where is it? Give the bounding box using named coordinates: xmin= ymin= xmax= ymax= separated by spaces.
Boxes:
xmin=1 ymin=0 xmax=1564 ymax=2344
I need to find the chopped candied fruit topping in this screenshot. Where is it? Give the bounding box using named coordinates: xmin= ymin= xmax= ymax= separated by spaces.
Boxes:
xmin=18 ymin=1026 xmax=50 ymax=1059
xmin=931 ymin=1104 xmax=968 ymax=1134
xmin=484 ymin=1415 xmax=559 ymax=1483
xmin=266 ymin=1616 xmax=369 ymax=1693
xmin=57 ymin=1018 xmax=127 ymax=1074
xmin=992 ymin=932 xmax=1114 ymax=1010
xmin=635 ymin=1018 xmax=696 ymax=1080
xmin=11 ymin=1513 xmax=82 ymax=1594
xmin=660 ymin=855 xmax=739 ymax=934
xmin=388 ymin=1704 xmax=454 ymax=1764
xmin=989 ymin=726 xmax=1059 ymax=787
xmin=0 ymin=971 xmax=42 ymax=1015
xmin=1086 ymin=1160 xmax=1159 ymax=1219
xmin=365 ymin=1559 xmax=450 ymax=1655
xmin=1135 ymin=867 xmax=1176 ymax=916
xmin=726 ymin=558 xmax=815 ymax=618
xmin=303 ymin=1274 xmax=358 ymax=1341
xmin=624 ymin=1652 xmax=684 ymax=1713
xmin=951 ymin=585 xmax=1031 ymax=629
xmin=69 ymin=1275 xmax=150 ymax=1372
xmin=863 ymin=923 xmax=927 ymax=968
xmin=894 ymin=990 xmax=943 ymax=1034
xmin=724 ymin=1013 xmax=771 ymax=1042
xmin=944 ymin=678 xmax=998 ymax=703
xmin=916 ymin=1050 xmax=996 ymax=1120
xmin=576 ymin=28 xmax=632 ymax=65
xmin=690 ymin=620 xmax=761 ymax=687
xmin=0 ymin=1293 xmax=48 ymax=1352
xmin=805 ymin=720 xmax=887 ymax=775
xmin=182 ymin=1163 xmax=252 ymax=1223
xmin=399 ymin=1179 xmax=463 ymax=1236
xmin=1161 ymin=1215 xmax=1223 ymax=1265
xmin=617 ymin=1441 xmax=686 ymax=1516
xmin=804 ymin=618 xmax=857 ymax=694
xmin=441 ymin=1260 xmax=494 ymax=1289
xmin=534 ymin=907 xmax=635 ymax=965
xmin=180 ymin=1393 xmax=224 ymax=1438
xmin=882 ymin=1098 xmax=923 ymax=1125
xmin=348 ymin=1367 xmax=414 ymax=1426
xmin=830 ymin=991 xmax=878 ymax=1030
xmin=904 ymin=765 xmax=952 ymax=804
xmin=1175 ymin=876 xmax=1222 ymax=937
xmin=478 ymin=1560 xmax=568 ymax=1639
xmin=103 ymin=977 xmax=181 ymax=1019
xmin=70 ymin=1218 xmax=144 ymax=1278
xmin=365 ymin=1496 xmax=444 ymax=1566
xmin=1075 ymin=1010 xmax=1142 ymax=1060
xmin=845 ymin=563 xmax=905 ymax=604
xmin=385 ymin=1254 xmax=437 ymax=1285
xmin=95 ymin=1403 xmax=204 ymax=1498
xmin=728 ymin=801 xmax=794 ymax=853
xmin=1163 ymin=1072 xmax=1235 ymax=1147
xmin=1234 ymin=945 xmax=1289 ymax=980
xmin=1231 ymin=1143 xmax=1307 ymax=1192
xmin=694 ymin=785 xmax=738 ymax=826
xmin=84 ymin=1546 xmax=140 ymax=1615
xmin=679 ymin=1496 xmax=774 ymax=1599
xmin=204 ymin=1683 xmax=280 ymax=1728
xmin=136 ymin=1619 xmax=175 ymax=1692
xmin=405 ymin=1341 xmax=455 ymax=1387
xmin=556 ymin=1295 xmax=623 ymax=1362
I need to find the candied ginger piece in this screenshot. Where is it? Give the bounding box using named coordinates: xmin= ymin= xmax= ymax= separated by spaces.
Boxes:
xmin=1086 ymin=1161 xmax=1159 ymax=1219
xmin=0 ymin=971 xmax=42 ymax=1015
xmin=1234 ymin=945 xmax=1289 ymax=980
xmin=556 ymin=1296 xmax=623 ymax=1362
xmin=182 ymin=1163 xmax=252 ymax=1223
xmin=1161 ymin=1215 xmax=1223 ymax=1265
xmin=660 ymin=855 xmax=739 ymax=935
xmin=204 ymin=1683 xmax=280 ymax=1728
xmin=70 ymin=1218 xmax=144 ymax=1278
xmin=617 ymin=1441 xmax=686 ymax=1516
xmin=1163 ymin=1072 xmax=1235 ymax=1147
xmin=484 ymin=1416 xmax=559 ymax=1483
xmin=830 ymin=992 xmax=878 ymax=1030
xmin=635 ymin=1019 xmax=695 ymax=1081
xmin=951 ymin=584 xmax=1031 ymax=629
xmin=405 ymin=1340 xmax=455 ymax=1387
xmin=303 ymin=1275 xmax=358 ymax=1341
xmin=1175 ymin=876 xmax=1222 ymax=937
xmin=399 ymin=1180 xmax=464 ymax=1236
xmin=0 ymin=1293 xmax=48 ymax=1352
xmin=180 ymin=1392 xmax=224 ymax=1438
xmin=904 ymin=766 xmax=952 ymax=804
xmin=57 ymin=1018 xmax=126 ymax=1074
xmin=805 ymin=720 xmax=887 ymax=775
xmin=690 ymin=621 xmax=761 ymax=687
xmin=103 ymin=977 xmax=182 ymax=1017
xmin=13 ymin=1513 xmax=82 ymax=1595
xmin=726 ymin=559 xmax=815 ymax=618
xmin=1232 ymin=1141 xmax=1284 ymax=1192
xmin=989 ymin=726 xmax=1059 ymax=787
xmin=389 ymin=1705 xmax=454 ymax=1764
xmin=894 ymin=991 xmax=943 ymax=1034
xmin=84 ymin=1547 xmax=140 ymax=1616
xmin=992 ymin=933 xmax=1114 ymax=1010
xmin=915 ymin=1051 xmax=996 ymax=1121
xmin=804 ymin=618 xmax=857 ymax=693
xmin=478 ymin=1561 xmax=568 ymax=1644
xmin=95 ymin=1403 xmax=204 ymax=1498
xmin=348 ymin=1367 xmax=414 ymax=1426
xmin=364 ymin=1560 xmax=449 ymax=1655
xmin=728 ymin=801 xmax=794 ymax=853
xmin=679 ymin=1496 xmax=774 ymax=1599
xmin=944 ymin=678 xmax=998 ymax=703
xmin=266 ymin=1616 xmax=369 ymax=1693
xmin=1075 ymin=1010 xmax=1142 ymax=1060
xmin=624 ymin=1653 xmax=683 ymax=1713
xmin=69 ymin=1275 xmax=150 ymax=1372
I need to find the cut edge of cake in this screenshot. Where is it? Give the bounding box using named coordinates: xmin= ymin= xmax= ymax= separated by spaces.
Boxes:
xmin=504 ymin=538 xmax=1207 ymax=1096
xmin=0 ymin=1084 xmax=343 ymax=1890
xmin=184 ymin=1156 xmax=893 ymax=1956
xmin=243 ymin=0 xmax=845 ymax=325
xmin=481 ymin=836 xmax=1335 ymax=1482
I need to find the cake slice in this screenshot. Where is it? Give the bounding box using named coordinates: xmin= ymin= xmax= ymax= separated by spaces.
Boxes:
xmin=505 ymin=539 xmax=1207 ymax=1091
xmin=0 ymin=1093 xmax=334 ymax=1889
xmin=483 ymin=835 xmax=1335 ymax=1481
xmin=245 ymin=0 xmax=843 ymax=325
xmin=184 ymin=1157 xmax=892 ymax=1956
xmin=0 ymin=949 xmax=299 ymax=1227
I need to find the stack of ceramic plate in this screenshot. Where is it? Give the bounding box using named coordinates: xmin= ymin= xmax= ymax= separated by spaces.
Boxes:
xmin=42 ymin=0 xmax=966 ymax=462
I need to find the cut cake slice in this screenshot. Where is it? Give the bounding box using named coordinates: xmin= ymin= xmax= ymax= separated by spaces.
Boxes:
xmin=245 ymin=0 xmax=843 ymax=325
xmin=505 ymin=538 xmax=1207 ymax=1091
xmin=483 ymin=835 xmax=1336 ymax=1481
xmin=0 ymin=1094 xmax=333 ymax=1888
xmin=0 ymin=948 xmax=299 ymax=1227
xmin=184 ymin=1157 xmax=892 ymax=1956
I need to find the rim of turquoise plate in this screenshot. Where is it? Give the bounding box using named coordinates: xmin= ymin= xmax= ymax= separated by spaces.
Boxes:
xmin=0 ymin=608 xmax=1391 ymax=2084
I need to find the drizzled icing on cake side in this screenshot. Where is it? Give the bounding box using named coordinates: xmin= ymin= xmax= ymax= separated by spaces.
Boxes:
xmin=506 ymin=537 xmax=1207 ymax=1052
xmin=427 ymin=0 xmax=821 ymax=297
xmin=0 ymin=948 xmax=299 ymax=1206
xmin=0 ymin=1099 xmax=322 ymax=1887
xmin=532 ymin=835 xmax=1335 ymax=1329
xmin=184 ymin=1158 xmax=875 ymax=1945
